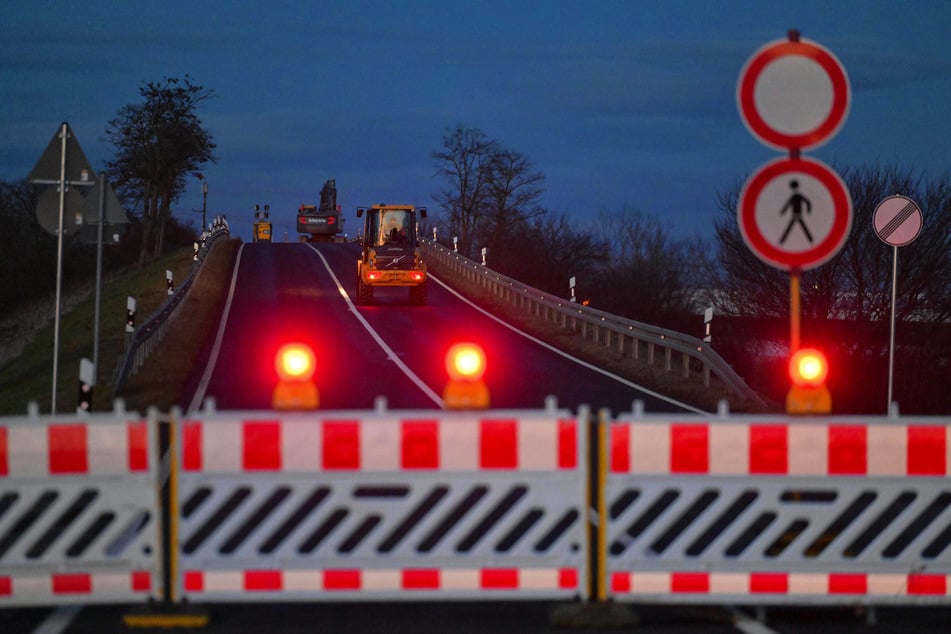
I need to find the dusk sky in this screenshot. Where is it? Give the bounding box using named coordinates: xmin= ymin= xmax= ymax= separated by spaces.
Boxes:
xmin=2 ymin=1 xmax=949 ymax=244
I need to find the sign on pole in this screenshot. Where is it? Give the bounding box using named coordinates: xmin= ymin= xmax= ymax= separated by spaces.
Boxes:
xmin=737 ymin=34 xmax=850 ymax=151
xmin=738 ymin=156 xmax=852 ymax=271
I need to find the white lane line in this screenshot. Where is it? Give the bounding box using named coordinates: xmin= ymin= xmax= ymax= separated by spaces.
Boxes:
xmin=32 ymin=605 xmax=82 ymax=634
xmin=728 ymin=607 xmax=782 ymax=634
xmin=187 ymin=242 xmax=246 ymax=413
xmin=430 ymin=273 xmax=707 ymax=415
xmin=306 ymin=244 xmax=445 ymax=408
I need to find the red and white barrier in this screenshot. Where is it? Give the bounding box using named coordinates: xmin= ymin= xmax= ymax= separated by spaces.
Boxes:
xmin=181 ymin=416 xmax=578 ymax=472
xmin=0 ymin=410 xmax=161 ymax=607
xmin=610 ymin=420 xmax=949 ymax=476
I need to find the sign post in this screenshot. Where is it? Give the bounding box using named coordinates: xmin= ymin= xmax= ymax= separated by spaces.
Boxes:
xmin=737 ymin=30 xmax=851 ymax=414
xmin=873 ymin=195 xmax=923 ymax=411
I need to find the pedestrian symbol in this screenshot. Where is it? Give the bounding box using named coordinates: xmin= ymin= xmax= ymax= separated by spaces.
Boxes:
xmin=779 ymin=180 xmax=813 ymax=245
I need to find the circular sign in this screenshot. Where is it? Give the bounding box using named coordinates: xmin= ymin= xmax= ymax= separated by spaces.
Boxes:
xmin=738 ymin=36 xmax=850 ymax=151
xmin=873 ymin=195 xmax=922 ymax=247
xmin=739 ymin=156 xmax=852 ymax=270
xmin=36 ymin=187 xmax=84 ymax=236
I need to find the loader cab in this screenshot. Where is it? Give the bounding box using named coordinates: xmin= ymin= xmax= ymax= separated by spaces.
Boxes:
xmin=356 ymin=205 xmax=426 ymax=250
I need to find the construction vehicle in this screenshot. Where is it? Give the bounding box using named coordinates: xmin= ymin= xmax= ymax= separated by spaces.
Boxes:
xmin=297 ymin=179 xmax=341 ymax=241
xmin=355 ymin=204 xmax=428 ymax=305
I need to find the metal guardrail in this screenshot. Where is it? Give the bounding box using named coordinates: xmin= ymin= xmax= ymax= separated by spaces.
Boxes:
xmin=113 ymin=227 xmax=229 ymax=394
xmin=420 ymin=240 xmax=767 ymax=408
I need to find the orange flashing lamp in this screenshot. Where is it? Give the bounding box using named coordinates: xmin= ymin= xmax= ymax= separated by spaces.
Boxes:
xmin=786 ymin=348 xmax=831 ymax=415
xmin=443 ymin=342 xmax=489 ymax=409
xmin=272 ymin=343 xmax=319 ymax=410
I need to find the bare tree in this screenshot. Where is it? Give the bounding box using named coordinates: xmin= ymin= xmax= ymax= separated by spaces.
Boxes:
xmin=480 ymin=146 xmax=546 ymax=254
xmin=432 ymin=124 xmax=496 ymax=258
xmin=105 ymin=76 xmax=216 ymax=263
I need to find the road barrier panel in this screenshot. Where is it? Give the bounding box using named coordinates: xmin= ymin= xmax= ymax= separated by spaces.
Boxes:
xmin=603 ymin=410 xmax=951 ymax=605
xmin=173 ymin=406 xmax=588 ymax=602
xmin=0 ymin=404 xmax=161 ymax=606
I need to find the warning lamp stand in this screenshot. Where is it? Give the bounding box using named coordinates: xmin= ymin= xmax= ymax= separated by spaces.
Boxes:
xmin=443 ymin=342 xmax=490 ymax=410
xmin=786 ymin=347 xmax=831 ymax=415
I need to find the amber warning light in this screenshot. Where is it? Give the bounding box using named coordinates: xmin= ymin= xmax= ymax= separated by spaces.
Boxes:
xmin=273 ymin=343 xmax=319 ymax=410
xmin=443 ymin=342 xmax=489 ymax=409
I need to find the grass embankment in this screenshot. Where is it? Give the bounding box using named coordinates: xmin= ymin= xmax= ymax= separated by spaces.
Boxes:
xmin=0 ymin=240 xmax=239 ymax=416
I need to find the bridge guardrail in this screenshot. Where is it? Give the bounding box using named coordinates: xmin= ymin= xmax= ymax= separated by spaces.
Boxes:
xmin=420 ymin=240 xmax=767 ymax=409
xmin=114 ymin=225 xmax=229 ymax=394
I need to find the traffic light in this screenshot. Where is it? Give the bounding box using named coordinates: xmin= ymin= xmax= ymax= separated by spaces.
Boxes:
xmin=272 ymin=342 xmax=319 ymax=410
xmin=443 ymin=342 xmax=490 ymax=409
xmin=786 ymin=347 xmax=831 ymax=415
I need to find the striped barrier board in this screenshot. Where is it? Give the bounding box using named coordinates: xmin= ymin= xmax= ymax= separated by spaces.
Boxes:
xmin=604 ymin=415 xmax=951 ymax=605
xmin=0 ymin=410 xmax=161 ymax=606
xmin=175 ymin=409 xmax=587 ymax=601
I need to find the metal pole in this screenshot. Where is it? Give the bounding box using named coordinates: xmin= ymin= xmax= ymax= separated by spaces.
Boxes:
xmin=790 ymin=269 xmax=801 ymax=353
xmin=887 ymin=245 xmax=898 ymax=411
xmin=202 ymin=180 xmax=208 ymax=232
xmin=51 ymin=123 xmax=67 ymax=414
xmin=93 ymin=173 xmax=105 ymax=392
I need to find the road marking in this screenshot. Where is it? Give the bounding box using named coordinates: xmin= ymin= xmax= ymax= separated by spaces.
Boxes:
xmin=728 ymin=607 xmax=781 ymax=634
xmin=32 ymin=605 xmax=82 ymax=634
xmin=430 ymin=274 xmax=706 ymax=414
xmin=306 ymin=244 xmax=445 ymax=408
xmin=187 ymin=242 xmax=246 ymax=413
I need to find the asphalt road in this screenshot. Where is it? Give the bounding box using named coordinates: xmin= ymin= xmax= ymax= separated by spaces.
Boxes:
xmin=184 ymin=241 xmax=694 ymax=415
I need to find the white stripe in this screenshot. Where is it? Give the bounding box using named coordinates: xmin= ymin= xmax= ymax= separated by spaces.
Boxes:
xmin=441 ymin=569 xmax=479 ymax=589
xmin=631 ymin=572 xmax=670 ymax=593
xmin=788 ymin=424 xmax=827 ymax=474
xmin=869 ymin=425 xmax=905 ymax=475
xmin=31 ymin=605 xmax=82 ymax=634
xmin=440 ymin=417 xmax=479 ymax=470
xmin=363 ymin=569 xmax=400 ymax=590
xmin=630 ymin=423 xmax=669 ymax=473
xmin=8 ymin=426 xmax=47 ymax=476
xmin=519 ymin=568 xmax=558 ymax=589
xmin=788 ymin=573 xmax=827 ymax=594
xmin=187 ymin=242 xmax=245 ymax=414
xmin=868 ymin=573 xmax=906 ymax=595
xmin=282 ymin=421 xmax=322 ymax=471
xmin=284 ymin=570 xmax=322 ymax=591
xmin=87 ymin=423 xmax=125 ymax=474
xmin=204 ymin=421 xmax=241 ymax=472
xmin=710 ymin=424 xmax=748 ymax=474
xmin=710 ymin=572 xmax=748 ymax=594
xmin=204 ymin=571 xmax=243 ymax=592
xmin=307 ymin=244 xmax=444 ymax=407
xmin=361 ymin=420 xmax=401 ymax=470
xmin=728 ymin=607 xmax=782 ymax=634
xmin=519 ymin=419 xmax=557 ymax=470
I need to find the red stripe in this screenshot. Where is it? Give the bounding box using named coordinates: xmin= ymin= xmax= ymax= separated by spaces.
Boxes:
xmin=183 ymin=570 xmax=204 ymax=592
xmin=48 ymin=425 xmax=88 ymax=474
xmin=559 ymin=568 xmax=578 ymax=589
xmin=324 ymin=569 xmax=360 ymax=590
xmin=671 ymin=572 xmax=709 ymax=593
xmin=829 ymin=573 xmax=867 ymax=594
xmin=908 ymin=573 xmax=947 ymax=595
xmin=558 ymin=420 xmax=577 ymax=469
xmin=182 ymin=421 xmax=202 ymax=471
xmin=480 ymin=420 xmax=517 ymax=469
xmin=611 ymin=572 xmax=630 ymax=593
xmin=829 ymin=426 xmax=867 ymax=475
xmin=750 ymin=425 xmax=788 ymax=474
xmin=0 ymin=427 xmax=7 ymax=476
xmin=243 ymin=421 xmax=281 ymax=471
xmin=610 ymin=425 xmax=630 ymax=472
xmin=750 ymin=572 xmax=788 ymax=593
xmin=131 ymin=571 xmax=151 ymax=592
xmin=52 ymin=573 xmax=92 ymax=594
xmin=127 ymin=421 xmax=149 ymax=472
xmin=0 ymin=576 xmax=11 ymax=596
xmin=671 ymin=425 xmax=708 ymax=474
xmin=323 ymin=421 xmax=360 ymax=469
xmin=401 ymin=421 xmax=439 ymax=469
xmin=402 ymin=569 xmax=439 ymax=589
xmin=245 ymin=570 xmax=282 ymax=591
xmin=481 ymin=568 xmax=518 ymax=589
xmin=907 ymin=426 xmax=946 ymax=476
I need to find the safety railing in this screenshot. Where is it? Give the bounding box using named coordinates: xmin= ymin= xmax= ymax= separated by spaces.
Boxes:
xmin=1 ymin=402 xmax=949 ymax=610
xmin=114 ymin=225 xmax=230 ymax=393
xmin=420 ymin=240 xmax=767 ymax=408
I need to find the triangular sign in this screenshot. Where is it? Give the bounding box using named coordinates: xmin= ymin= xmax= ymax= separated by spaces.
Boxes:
xmin=28 ymin=122 xmax=96 ymax=186
xmin=82 ymin=178 xmax=129 ymax=225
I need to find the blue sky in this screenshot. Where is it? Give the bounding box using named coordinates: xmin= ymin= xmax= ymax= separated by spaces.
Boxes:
xmin=1 ymin=1 xmax=949 ymax=243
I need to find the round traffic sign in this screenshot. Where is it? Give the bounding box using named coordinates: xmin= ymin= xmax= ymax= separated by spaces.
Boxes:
xmin=36 ymin=187 xmax=84 ymax=237
xmin=738 ymin=156 xmax=852 ymax=270
xmin=738 ymin=36 xmax=850 ymax=151
xmin=873 ymin=195 xmax=922 ymax=247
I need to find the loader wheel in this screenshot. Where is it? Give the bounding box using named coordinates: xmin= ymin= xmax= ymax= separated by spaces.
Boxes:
xmin=357 ymin=278 xmax=373 ymax=305
xmin=409 ymin=283 xmax=427 ymax=306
